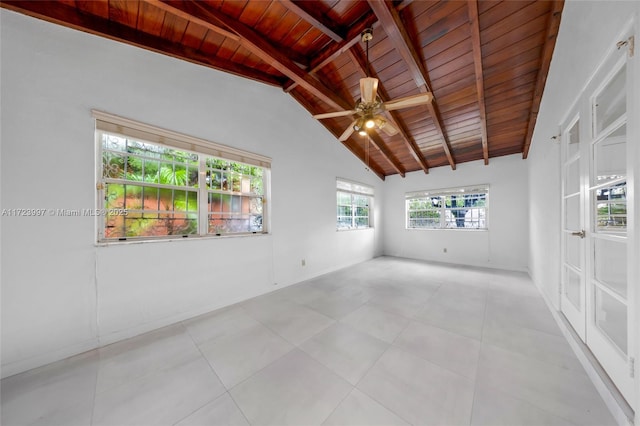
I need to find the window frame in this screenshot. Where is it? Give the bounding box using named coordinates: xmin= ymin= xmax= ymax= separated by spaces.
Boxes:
xmin=94 ymin=111 xmax=271 ymax=242
xmin=336 ymin=178 xmax=374 ymax=231
xmin=405 ymin=185 xmax=489 ymax=230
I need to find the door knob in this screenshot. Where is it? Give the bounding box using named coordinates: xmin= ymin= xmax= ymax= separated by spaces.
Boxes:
xmin=571 ymin=230 xmax=586 ymax=238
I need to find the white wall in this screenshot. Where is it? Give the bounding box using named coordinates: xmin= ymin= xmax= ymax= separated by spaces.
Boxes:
xmin=382 ymin=155 xmax=529 ymax=272
xmin=0 ymin=10 xmax=384 ymax=377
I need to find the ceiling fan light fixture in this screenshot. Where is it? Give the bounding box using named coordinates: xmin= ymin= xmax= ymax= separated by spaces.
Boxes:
xmin=353 ymin=118 xmax=367 ymax=135
xmin=364 ymin=115 xmax=376 ymax=129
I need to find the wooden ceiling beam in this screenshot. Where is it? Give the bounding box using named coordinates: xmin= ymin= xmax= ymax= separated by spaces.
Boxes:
xmin=152 ymin=0 xmax=309 ymax=71
xmin=147 ymin=0 xmax=239 ymax=42
xmin=347 ymin=47 xmax=429 ymax=175
xmin=467 ymin=0 xmax=489 ymax=165
xmin=522 ymin=0 xmax=564 ymax=159
xmin=279 ymin=0 xmax=344 ymax=42
xmin=283 ymin=16 xmax=380 ymax=93
xmin=159 ymin=0 xmax=353 ymax=112
xmin=0 ymin=0 xmax=283 ymax=87
xmin=367 ymin=0 xmax=456 ymax=170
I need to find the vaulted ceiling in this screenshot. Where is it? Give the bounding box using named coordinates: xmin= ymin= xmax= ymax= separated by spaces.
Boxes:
xmin=2 ymin=0 xmax=564 ymax=180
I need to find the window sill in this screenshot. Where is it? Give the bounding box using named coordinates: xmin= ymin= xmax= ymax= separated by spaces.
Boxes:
xmin=95 ymin=232 xmax=270 ymax=247
xmin=336 ymin=227 xmax=374 ymax=232
xmin=405 ymin=228 xmax=488 ymax=232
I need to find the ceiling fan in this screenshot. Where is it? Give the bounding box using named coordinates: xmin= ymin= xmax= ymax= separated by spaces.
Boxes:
xmin=314 ymin=28 xmax=433 ymax=141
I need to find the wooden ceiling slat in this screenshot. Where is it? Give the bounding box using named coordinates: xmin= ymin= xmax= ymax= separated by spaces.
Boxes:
xmin=180 ymin=21 xmax=209 ymax=50
xmin=427 ymin=51 xmax=475 ymax=82
xmin=480 ymin=1 xmax=550 ymax=44
xmin=432 ymin=72 xmax=476 ymax=99
xmin=137 ymin=2 xmax=165 ymax=36
xmin=280 ymin=0 xmax=344 ymax=42
xmin=236 ymin=0 xmax=269 ymax=26
xmin=424 ymin=38 xmax=471 ymax=72
xmin=367 ymin=0 xmax=456 ymax=169
xmin=109 ymin=0 xmax=139 ymax=28
xmin=482 ymin=34 xmax=545 ymax=70
xmin=484 ymin=71 xmax=537 ymax=99
xmin=160 ymin=12 xmax=189 ymax=43
xmin=479 ymin=0 xmax=535 ymax=28
xmin=411 ymin=1 xmax=468 ymax=46
xmin=75 ymin=0 xmax=109 ymax=19
xmin=484 ymin=58 xmax=540 ymax=90
xmin=218 ymin=0 xmax=249 ymax=20
xmin=421 ymin=23 xmax=470 ymax=61
xmin=481 ymin=13 xmax=549 ymax=56
xmin=467 ymin=0 xmax=488 ymax=165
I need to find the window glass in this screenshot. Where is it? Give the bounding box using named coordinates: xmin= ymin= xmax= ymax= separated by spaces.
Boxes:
xmin=406 ymin=186 xmax=488 ymax=230
xmin=99 ymin=131 xmax=268 ymax=241
xmin=336 ymin=179 xmax=373 ymax=230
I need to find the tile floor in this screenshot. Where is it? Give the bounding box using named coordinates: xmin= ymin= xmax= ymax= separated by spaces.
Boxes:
xmin=1 ymin=256 xmax=617 ymax=425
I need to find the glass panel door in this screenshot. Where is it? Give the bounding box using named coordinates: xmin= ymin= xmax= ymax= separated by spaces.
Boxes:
xmin=561 ymin=117 xmax=586 ymax=340
xmin=585 ymin=54 xmax=634 ymax=405
xmin=559 ymin=28 xmax=636 ymax=409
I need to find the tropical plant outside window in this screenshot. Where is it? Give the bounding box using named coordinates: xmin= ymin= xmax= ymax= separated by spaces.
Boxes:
xmin=99 ymin=133 xmax=266 ymax=240
xmin=337 ymin=179 xmax=373 ymax=230
xmin=406 ymin=186 xmax=488 ymax=229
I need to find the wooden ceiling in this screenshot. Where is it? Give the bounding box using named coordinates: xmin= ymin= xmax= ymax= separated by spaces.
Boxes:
xmin=2 ymin=0 xmax=564 ymax=179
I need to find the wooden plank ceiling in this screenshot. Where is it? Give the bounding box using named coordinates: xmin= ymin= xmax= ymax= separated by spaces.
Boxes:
xmin=2 ymin=0 xmax=564 ymax=180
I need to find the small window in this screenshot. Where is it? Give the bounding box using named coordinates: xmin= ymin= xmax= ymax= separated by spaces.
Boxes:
xmin=337 ymin=179 xmax=373 ymax=230
xmin=95 ymin=111 xmax=270 ymax=241
xmin=406 ymin=185 xmax=488 ymax=230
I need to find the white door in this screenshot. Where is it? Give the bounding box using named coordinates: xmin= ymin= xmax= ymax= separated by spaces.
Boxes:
xmin=561 ymin=115 xmax=586 ymax=341
xmin=560 ymin=28 xmax=636 ymax=406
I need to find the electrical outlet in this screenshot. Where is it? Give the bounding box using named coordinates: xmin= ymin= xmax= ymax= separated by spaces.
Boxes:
xmin=301 ymin=259 xmax=306 ymax=266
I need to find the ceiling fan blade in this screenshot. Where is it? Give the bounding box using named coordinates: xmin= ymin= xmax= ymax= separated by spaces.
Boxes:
xmin=360 ymin=77 xmax=379 ymax=104
xmin=380 ymin=120 xmax=399 ymax=136
xmin=313 ymin=109 xmax=357 ymax=119
xmin=339 ymin=120 xmax=358 ymax=141
xmin=384 ymin=93 xmax=433 ymax=111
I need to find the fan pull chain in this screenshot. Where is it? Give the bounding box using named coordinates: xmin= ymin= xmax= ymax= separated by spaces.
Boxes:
xmin=366 ymin=134 xmax=370 ymax=169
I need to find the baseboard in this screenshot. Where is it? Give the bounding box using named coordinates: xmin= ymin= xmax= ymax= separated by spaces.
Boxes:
xmin=537 ymin=284 xmax=635 ymax=426
xmin=1 ymin=338 xmax=99 ymax=380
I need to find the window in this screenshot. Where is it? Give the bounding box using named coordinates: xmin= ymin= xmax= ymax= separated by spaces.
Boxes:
xmin=406 ymin=185 xmax=488 ymax=229
xmin=336 ymin=179 xmax=373 ymax=230
xmin=95 ymin=111 xmax=270 ymax=241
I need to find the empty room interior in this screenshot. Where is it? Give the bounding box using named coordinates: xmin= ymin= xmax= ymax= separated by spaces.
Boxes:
xmin=1 ymin=1 xmax=639 ymax=425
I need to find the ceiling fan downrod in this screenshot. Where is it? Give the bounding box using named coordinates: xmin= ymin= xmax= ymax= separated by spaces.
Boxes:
xmin=362 ymin=28 xmax=373 ymax=77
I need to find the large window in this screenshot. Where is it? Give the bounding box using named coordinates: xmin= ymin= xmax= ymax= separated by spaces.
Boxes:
xmin=95 ymin=111 xmax=270 ymax=241
xmin=406 ymin=185 xmax=488 ymax=229
xmin=337 ymin=179 xmax=373 ymax=230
